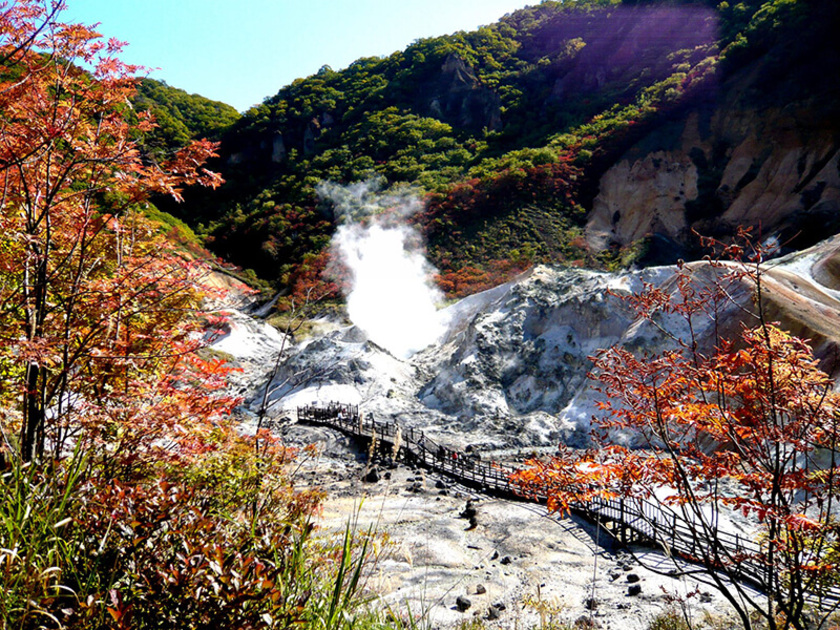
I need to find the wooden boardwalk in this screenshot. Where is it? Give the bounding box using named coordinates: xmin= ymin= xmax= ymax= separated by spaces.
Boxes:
xmin=296 ymin=402 xmax=840 ymax=611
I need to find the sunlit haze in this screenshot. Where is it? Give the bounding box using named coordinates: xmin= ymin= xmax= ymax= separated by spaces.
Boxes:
xmin=64 ymin=0 xmax=536 ymax=112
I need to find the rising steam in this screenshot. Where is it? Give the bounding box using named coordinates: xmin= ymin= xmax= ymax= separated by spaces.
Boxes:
xmin=319 ymin=180 xmax=448 ymax=358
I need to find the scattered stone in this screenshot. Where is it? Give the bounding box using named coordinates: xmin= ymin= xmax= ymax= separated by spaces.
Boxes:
xmin=487 ymin=606 xmax=500 ymax=620
xmin=583 ymin=597 xmax=598 ymax=610
xmin=490 ymin=550 xmax=499 ymax=561
xmin=628 ymin=584 xmax=642 ymax=597
xmin=383 ymin=471 xmax=392 ymax=480
xmin=363 ymin=467 xmax=380 ymax=483
xmin=700 ymin=592 xmax=713 ymax=604
xmin=456 ymin=595 xmax=472 ymax=612
xmin=500 ymin=556 xmax=512 ymax=565
xmin=626 ymin=573 xmax=640 ymax=583
xmin=435 ymin=479 xmax=446 ymax=489
xmin=476 ymin=584 xmax=487 ymax=595
xmin=575 ymin=615 xmax=601 ymax=628
xmin=491 ymin=601 xmax=506 ymax=612
xmin=459 ymin=500 xmax=478 ymax=529
xmin=616 ymin=602 xmax=632 ymax=610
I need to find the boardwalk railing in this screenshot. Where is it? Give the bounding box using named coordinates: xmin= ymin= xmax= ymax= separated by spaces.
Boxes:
xmin=297 ymin=403 xmax=519 ymax=496
xmin=296 ymin=403 xmax=840 ymax=610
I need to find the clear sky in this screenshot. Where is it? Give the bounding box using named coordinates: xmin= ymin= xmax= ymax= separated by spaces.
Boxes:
xmin=63 ymin=0 xmax=536 ymax=113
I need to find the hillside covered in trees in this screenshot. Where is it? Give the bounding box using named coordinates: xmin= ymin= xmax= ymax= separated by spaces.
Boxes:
xmin=156 ymin=0 xmax=839 ymax=297
xmin=132 ymin=79 xmax=240 ymax=157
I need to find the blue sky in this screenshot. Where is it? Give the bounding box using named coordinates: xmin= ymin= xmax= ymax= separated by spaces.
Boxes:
xmin=64 ymin=0 xmax=536 ymax=112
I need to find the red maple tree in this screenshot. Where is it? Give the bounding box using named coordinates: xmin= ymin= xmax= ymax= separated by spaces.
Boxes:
xmin=0 ymin=0 xmax=227 ymax=464
xmin=515 ymin=236 xmax=840 ymax=630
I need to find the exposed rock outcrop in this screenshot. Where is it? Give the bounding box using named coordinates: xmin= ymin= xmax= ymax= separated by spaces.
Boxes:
xmin=587 ymin=59 xmax=840 ymax=257
xmin=239 ymin=235 xmax=840 ymax=454
xmin=423 ymin=53 xmax=501 ymax=132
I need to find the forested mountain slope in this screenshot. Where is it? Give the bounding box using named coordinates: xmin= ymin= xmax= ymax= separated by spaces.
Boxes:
xmin=158 ymin=0 xmax=840 ymax=296
xmin=132 ymin=79 xmax=240 ymax=156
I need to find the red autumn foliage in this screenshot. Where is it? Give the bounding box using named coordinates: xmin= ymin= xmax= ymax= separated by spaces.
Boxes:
xmin=418 ymin=155 xmax=581 ymax=243
xmin=283 ymin=248 xmax=348 ymax=310
xmin=513 ymin=234 xmax=840 ymax=630
xmin=436 ymin=258 xmax=531 ymax=299
xmin=0 ymin=0 xmax=226 ymax=465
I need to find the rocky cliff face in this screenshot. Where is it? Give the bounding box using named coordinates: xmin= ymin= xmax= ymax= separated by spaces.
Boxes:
xmin=424 ymin=53 xmax=502 ymax=132
xmin=221 ymin=234 xmax=840 ymax=453
xmin=586 ymin=59 xmax=840 ymax=257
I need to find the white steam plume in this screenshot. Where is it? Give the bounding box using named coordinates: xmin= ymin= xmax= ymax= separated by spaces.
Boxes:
xmin=319 ymin=180 xmax=448 ymax=359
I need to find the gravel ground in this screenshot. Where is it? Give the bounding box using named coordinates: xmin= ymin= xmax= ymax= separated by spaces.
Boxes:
xmin=284 ymin=423 xmax=742 ymax=630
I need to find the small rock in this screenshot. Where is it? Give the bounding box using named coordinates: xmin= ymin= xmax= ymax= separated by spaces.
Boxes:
xmin=500 ymin=556 xmax=512 ymax=565
xmin=626 ymin=573 xmax=640 ymax=583
xmin=435 ymin=479 xmax=446 ymax=489
xmin=487 ymin=606 xmax=500 ymax=620
xmin=384 ymin=471 xmax=392 ymax=480
xmin=490 ymin=550 xmax=499 ymax=561
xmin=476 ymin=584 xmax=487 ymax=595
xmin=628 ymin=584 xmax=642 ymax=597
xmin=699 ymin=592 xmax=713 ymax=604
xmin=459 ymin=501 xmax=478 ymax=520
xmin=583 ymin=597 xmax=598 ymax=610
xmin=363 ymin=467 xmax=380 ymax=483
xmin=456 ymin=596 xmax=472 ymax=612
xmin=492 ymin=601 xmax=506 ymax=611
xmin=575 ymin=616 xmax=600 ymax=628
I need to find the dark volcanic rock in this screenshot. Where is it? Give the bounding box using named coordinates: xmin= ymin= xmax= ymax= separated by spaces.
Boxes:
xmin=456 ymin=595 xmax=472 ymax=612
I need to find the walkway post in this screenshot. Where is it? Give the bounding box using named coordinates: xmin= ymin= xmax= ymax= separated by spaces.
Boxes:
xmin=620 ymin=497 xmax=626 ymax=545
